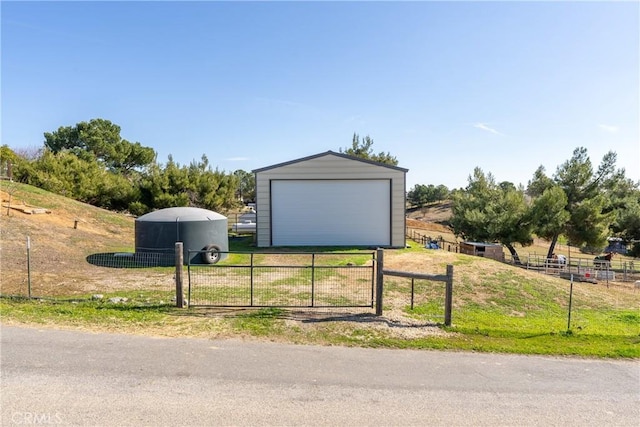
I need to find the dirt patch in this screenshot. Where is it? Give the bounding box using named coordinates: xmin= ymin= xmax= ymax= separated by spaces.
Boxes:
xmin=405 ymin=203 xmax=458 ymax=244
xmin=1 ymin=186 xmax=138 ymax=296
xmin=406 ymin=219 xmax=453 ymax=235
xmin=407 ymin=201 xmax=453 ymax=223
xmin=1 ymin=189 xmax=131 ymax=236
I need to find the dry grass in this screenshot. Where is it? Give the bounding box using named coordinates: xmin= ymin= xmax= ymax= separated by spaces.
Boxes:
xmin=2 ymin=183 xmax=637 ymax=297
xmin=1 ymin=182 xmax=638 ymax=303
xmin=1 ymin=184 xmax=139 ymax=296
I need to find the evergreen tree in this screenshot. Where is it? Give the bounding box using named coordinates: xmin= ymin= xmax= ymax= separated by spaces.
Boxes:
xmin=44 ymin=118 xmax=156 ymax=173
xmin=451 ymin=168 xmax=533 ymax=264
xmin=528 ymin=147 xmax=618 ymax=258
xmin=340 ymin=133 xmax=398 ymax=165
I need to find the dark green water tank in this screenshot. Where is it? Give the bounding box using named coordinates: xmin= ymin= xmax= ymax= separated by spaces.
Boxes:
xmin=135 ymin=207 xmax=228 ymax=265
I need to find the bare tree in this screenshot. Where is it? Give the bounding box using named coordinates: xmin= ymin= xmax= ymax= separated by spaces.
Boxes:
xmin=2 ymin=182 xmax=20 ymax=216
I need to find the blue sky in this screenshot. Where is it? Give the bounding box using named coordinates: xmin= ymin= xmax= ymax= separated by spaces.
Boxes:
xmin=2 ymin=1 xmax=638 ymax=190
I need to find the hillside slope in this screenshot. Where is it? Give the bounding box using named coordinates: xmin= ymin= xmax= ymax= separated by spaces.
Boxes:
xmin=1 ymin=182 xmax=148 ymax=296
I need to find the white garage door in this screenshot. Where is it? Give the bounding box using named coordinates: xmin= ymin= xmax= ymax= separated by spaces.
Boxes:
xmin=271 ymin=180 xmax=391 ymax=246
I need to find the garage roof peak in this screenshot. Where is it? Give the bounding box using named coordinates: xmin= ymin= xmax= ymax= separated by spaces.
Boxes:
xmin=252 ymin=150 xmax=408 ymax=173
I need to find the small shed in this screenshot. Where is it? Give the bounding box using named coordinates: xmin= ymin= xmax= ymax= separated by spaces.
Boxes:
xmin=253 ymin=151 xmax=408 ymax=247
xmin=460 ymin=242 xmax=505 ymax=262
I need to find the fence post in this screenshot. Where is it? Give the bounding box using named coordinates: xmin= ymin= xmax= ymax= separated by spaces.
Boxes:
xmin=175 ymin=242 xmax=184 ymax=308
xmin=375 ymin=248 xmax=384 ymax=316
xmin=444 ymin=264 xmax=453 ymax=326
xmin=250 ymin=253 xmax=254 ymax=306
xmin=410 ymin=278 xmax=415 ymax=310
xmin=311 ymin=253 xmax=316 ymax=307
xmin=27 ymin=236 xmax=32 ymax=298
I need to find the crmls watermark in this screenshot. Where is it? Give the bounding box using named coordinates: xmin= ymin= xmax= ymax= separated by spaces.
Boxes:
xmin=10 ymin=412 xmax=64 ymax=425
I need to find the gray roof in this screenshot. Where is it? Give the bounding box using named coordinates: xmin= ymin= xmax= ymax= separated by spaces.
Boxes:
xmin=462 ymin=242 xmax=503 ymax=247
xmin=252 ymin=150 xmax=409 ymax=174
xmin=136 ymin=207 xmax=226 ymax=222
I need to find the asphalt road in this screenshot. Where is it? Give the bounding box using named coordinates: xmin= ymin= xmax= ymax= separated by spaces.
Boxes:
xmin=1 ymin=325 xmax=638 ymax=426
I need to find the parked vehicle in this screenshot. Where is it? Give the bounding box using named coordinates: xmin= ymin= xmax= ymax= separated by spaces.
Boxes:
xmin=232 ymin=220 xmax=256 ymax=233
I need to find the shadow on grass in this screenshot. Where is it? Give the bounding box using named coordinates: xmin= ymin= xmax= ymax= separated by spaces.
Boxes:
xmin=92 ymin=303 xmax=175 ymax=312
xmin=301 ymin=312 xmax=441 ymax=328
xmin=86 ymin=252 xmax=174 ymax=268
xmin=169 ymin=306 xmax=441 ymax=328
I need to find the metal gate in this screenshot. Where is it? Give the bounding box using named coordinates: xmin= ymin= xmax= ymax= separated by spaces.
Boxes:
xmin=187 ymin=251 xmax=376 ymax=308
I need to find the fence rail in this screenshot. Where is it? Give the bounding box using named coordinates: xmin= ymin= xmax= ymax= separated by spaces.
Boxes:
xmin=406 ymin=229 xmax=459 ymax=252
xmin=505 ymin=254 xmax=640 ymax=283
xmin=405 ymin=227 xmax=639 ymax=283
xmin=376 ymin=249 xmax=454 ymax=325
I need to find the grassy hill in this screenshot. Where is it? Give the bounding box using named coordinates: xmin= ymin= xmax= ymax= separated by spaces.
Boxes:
xmin=1 ymin=182 xmax=137 ymax=296
xmin=1 ymin=182 xmax=638 ymax=358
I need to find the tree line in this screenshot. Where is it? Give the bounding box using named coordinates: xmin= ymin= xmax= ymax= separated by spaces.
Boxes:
xmin=1 ymin=124 xmax=396 ymax=217
xmin=3 ymin=120 xmax=638 ymax=257
xmin=1 ymin=119 xmax=256 ymax=216
xmin=448 ymin=148 xmax=640 ymax=259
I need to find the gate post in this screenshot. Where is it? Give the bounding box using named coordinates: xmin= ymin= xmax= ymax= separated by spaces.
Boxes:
xmin=175 ymin=242 xmax=184 ymax=308
xmin=444 ymin=264 xmax=453 ymax=326
xmin=376 ymin=248 xmax=384 ymax=316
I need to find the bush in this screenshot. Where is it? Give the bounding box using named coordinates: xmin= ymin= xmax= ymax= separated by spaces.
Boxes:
xmin=128 ymin=201 xmax=148 ymax=217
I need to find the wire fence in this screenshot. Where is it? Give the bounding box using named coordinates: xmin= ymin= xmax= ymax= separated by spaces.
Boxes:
xmin=406 ymin=229 xmax=459 ymax=252
xmin=2 ymin=235 xmax=378 ymax=310
xmin=512 ymin=254 xmax=640 ymax=283
xmin=187 ymin=251 xmax=376 ymax=308
xmin=1 ymin=238 xmax=176 ymax=299
xmin=405 ymin=229 xmax=640 ymax=284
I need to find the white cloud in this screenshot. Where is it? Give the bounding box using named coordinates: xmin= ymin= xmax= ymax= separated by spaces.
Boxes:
xmin=344 ymin=114 xmax=363 ymax=123
xmin=473 ymin=122 xmax=504 ymax=136
xmin=598 ymin=124 xmax=619 ymax=133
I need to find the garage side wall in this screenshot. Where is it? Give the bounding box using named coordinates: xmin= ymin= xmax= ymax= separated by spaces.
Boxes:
xmin=255 ymin=154 xmax=406 ymax=247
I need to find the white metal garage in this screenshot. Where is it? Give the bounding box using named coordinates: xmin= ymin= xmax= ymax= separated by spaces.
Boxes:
xmin=253 ymin=151 xmax=408 ymax=248
xmin=271 ymin=179 xmax=390 ymax=246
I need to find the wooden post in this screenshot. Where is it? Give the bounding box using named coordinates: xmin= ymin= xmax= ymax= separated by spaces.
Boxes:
xmin=410 ymin=277 xmax=415 ymax=310
xmin=375 ymin=248 xmax=384 ymax=316
xmin=175 ymin=242 xmax=184 ymax=308
xmin=444 ymin=264 xmax=453 ymax=326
